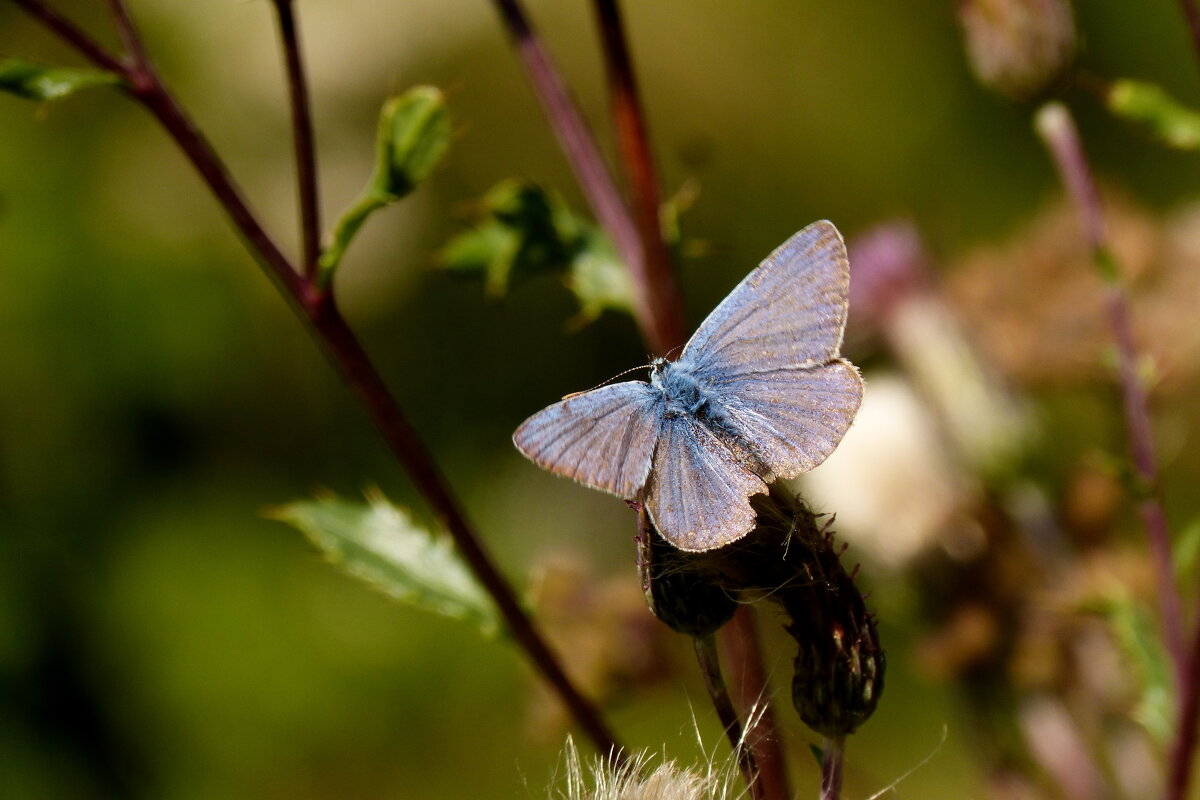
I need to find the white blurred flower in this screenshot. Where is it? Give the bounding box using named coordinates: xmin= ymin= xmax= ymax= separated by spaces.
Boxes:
xmin=799 ymin=374 xmax=969 ymax=568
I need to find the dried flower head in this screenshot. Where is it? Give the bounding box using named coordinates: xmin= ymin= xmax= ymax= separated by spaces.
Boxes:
xmin=957 ymin=0 xmax=1076 ymax=99
xmin=946 ymin=196 xmax=1200 ymax=396
xmin=550 ymin=737 xmax=743 ymax=800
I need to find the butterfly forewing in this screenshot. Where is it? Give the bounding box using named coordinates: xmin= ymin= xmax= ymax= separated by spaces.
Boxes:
xmin=682 ymin=220 xmax=850 ymax=377
xmin=646 ymin=415 xmax=767 ymax=551
xmin=512 ymin=381 xmax=662 ymax=499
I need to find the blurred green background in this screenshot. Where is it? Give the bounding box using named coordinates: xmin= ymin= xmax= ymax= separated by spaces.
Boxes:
xmin=2 ymin=1 xmax=1199 ymax=798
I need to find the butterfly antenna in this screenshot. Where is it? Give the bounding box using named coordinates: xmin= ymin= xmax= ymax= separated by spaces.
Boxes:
xmin=562 ymin=363 xmax=653 ymax=399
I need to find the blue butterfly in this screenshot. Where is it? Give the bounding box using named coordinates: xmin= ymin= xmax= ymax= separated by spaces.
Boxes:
xmin=513 ymin=221 xmax=863 ymax=551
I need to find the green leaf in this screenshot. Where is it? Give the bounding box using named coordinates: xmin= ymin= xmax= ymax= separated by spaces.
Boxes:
xmin=567 ymin=230 xmax=635 ymax=322
xmin=372 ymin=86 xmax=451 ymax=201
xmin=270 ymin=492 xmax=500 ymax=637
xmin=1089 ymin=592 xmax=1172 ymax=742
xmin=1107 ymin=79 xmax=1200 ymax=151
xmin=440 ymin=180 xmax=635 ymax=321
xmin=318 ymin=86 xmax=450 ymax=286
xmin=0 ymin=58 xmax=123 ymax=102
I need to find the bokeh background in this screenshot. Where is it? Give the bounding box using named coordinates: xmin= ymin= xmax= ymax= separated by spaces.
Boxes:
xmin=2 ymin=1 xmax=1199 ymax=798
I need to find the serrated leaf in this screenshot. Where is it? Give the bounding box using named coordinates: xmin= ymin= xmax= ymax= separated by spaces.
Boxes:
xmin=1107 ymin=79 xmax=1200 ymax=151
xmin=0 ymin=58 xmax=123 ymax=101
xmin=271 ymin=492 xmax=499 ymax=636
xmin=441 ymin=180 xmax=635 ymax=320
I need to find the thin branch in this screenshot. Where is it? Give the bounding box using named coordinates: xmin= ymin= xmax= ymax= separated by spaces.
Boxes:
xmin=10 ymin=0 xmax=128 ymax=75
xmin=308 ymin=302 xmax=623 ymax=757
xmin=693 ymin=633 xmax=766 ymax=800
xmin=15 ymin=0 xmax=623 ymax=759
xmin=719 ymin=608 xmax=792 ymax=800
xmin=135 ymin=77 xmax=310 ymax=303
xmin=487 ymin=0 xmax=671 ymax=355
xmin=589 ymin=0 xmax=686 ymax=351
xmin=271 ymin=0 xmax=323 ymax=280
xmin=1033 ymin=102 xmax=1184 ymax=668
xmin=103 ymin=0 xmax=148 ymax=73
xmin=1034 ymin=102 xmax=1193 ymax=800
xmin=1169 ymin=618 xmax=1200 ymax=800
xmin=820 ymin=736 xmax=844 ymax=800
xmin=1177 ymin=0 xmax=1200 ymax=76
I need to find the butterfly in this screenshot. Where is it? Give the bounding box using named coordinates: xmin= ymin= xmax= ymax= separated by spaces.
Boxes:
xmin=513 ymin=220 xmax=863 ymax=552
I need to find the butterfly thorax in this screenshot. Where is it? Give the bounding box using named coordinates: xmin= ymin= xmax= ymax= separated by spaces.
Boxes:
xmin=650 ymin=359 xmax=729 ymax=425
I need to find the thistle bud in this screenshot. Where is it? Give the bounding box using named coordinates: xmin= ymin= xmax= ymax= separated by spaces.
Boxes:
xmin=957 ymin=0 xmax=1076 ymax=99
xmin=754 ymin=491 xmax=885 ymax=737
xmin=640 ymin=488 xmax=885 ymax=737
xmin=637 ymin=515 xmax=737 ymax=637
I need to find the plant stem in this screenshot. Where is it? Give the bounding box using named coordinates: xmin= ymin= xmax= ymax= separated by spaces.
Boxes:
xmin=103 ymin=0 xmax=147 ymax=76
xmin=1177 ymin=0 xmax=1200 ymax=75
xmin=589 ymin=0 xmax=686 ymax=353
xmin=271 ymin=0 xmax=323 ymax=280
xmin=719 ymin=608 xmax=792 ymax=800
xmin=487 ymin=0 xmax=671 ymax=355
xmin=820 ymin=736 xmax=844 ymax=800
xmin=1170 ymin=620 xmax=1200 ymax=800
xmin=14 ymin=0 xmax=623 ymax=759
xmin=307 ymin=301 xmax=623 ymax=757
xmin=10 ymin=0 xmax=127 ymax=74
xmin=693 ymin=633 xmax=766 ymax=800
xmin=1034 ymin=101 xmax=1193 ymax=800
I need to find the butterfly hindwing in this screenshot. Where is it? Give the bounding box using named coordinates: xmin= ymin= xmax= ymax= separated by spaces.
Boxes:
xmin=645 ymin=414 xmax=767 ymax=551
xmin=717 ymin=359 xmax=864 ymax=480
xmin=512 ymin=381 xmax=663 ymax=499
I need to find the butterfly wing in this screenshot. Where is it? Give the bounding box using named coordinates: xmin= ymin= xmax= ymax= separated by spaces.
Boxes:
xmin=512 ymin=381 xmax=663 ymax=499
xmin=645 ymin=414 xmax=768 ymax=551
xmin=680 ymin=220 xmax=863 ymax=481
xmin=717 ymin=359 xmax=864 ymax=481
xmin=682 ymin=220 xmax=850 ymax=373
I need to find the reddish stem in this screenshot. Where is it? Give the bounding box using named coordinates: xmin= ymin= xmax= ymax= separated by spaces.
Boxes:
xmin=271 ymin=0 xmax=323 ymax=279
xmin=308 ymin=300 xmax=622 ymax=756
xmin=1177 ymin=0 xmax=1200 ymax=76
xmin=487 ymin=0 xmax=670 ymax=355
xmin=1035 ymin=101 xmax=1193 ymax=800
xmin=103 ymin=0 xmax=147 ymax=75
xmin=820 ymin=736 xmax=844 ymax=800
xmin=694 ymin=633 xmax=766 ymax=800
xmin=589 ymin=0 xmax=686 ymax=352
xmin=1169 ymin=618 xmax=1200 ymax=800
xmin=719 ymin=608 xmax=792 ymax=800
xmin=10 ymin=0 xmax=127 ymax=74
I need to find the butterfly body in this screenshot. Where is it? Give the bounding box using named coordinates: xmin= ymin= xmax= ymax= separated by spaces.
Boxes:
xmin=514 ymin=221 xmax=863 ymax=552
xmin=651 ymin=360 xmax=724 ymax=422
